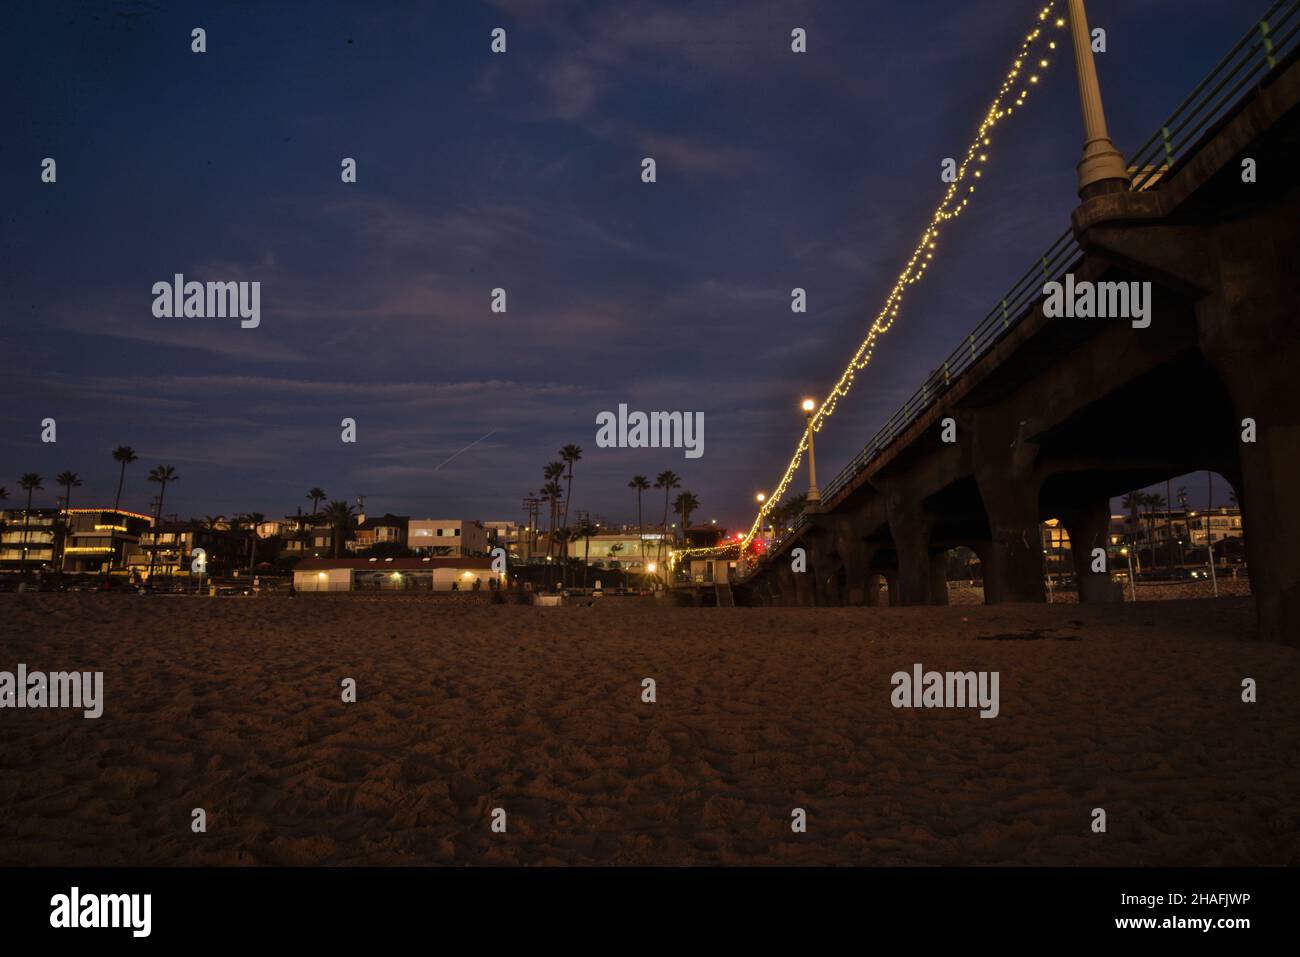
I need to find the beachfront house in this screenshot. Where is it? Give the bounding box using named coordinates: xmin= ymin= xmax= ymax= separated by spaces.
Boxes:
xmin=60 ymin=508 xmax=153 ymax=574
xmin=127 ymin=520 xmax=249 ymax=579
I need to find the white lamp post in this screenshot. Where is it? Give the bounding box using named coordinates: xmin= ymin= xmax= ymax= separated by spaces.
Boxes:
xmin=1067 ymin=0 xmax=1130 ymax=196
xmin=802 ymin=399 xmax=821 ymax=504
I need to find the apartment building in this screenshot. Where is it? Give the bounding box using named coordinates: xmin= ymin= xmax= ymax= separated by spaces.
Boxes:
xmin=60 ymin=508 xmax=153 ymax=573
xmin=408 ymin=519 xmax=488 ymax=557
xmin=127 ymin=521 xmax=249 ymax=578
xmin=0 ymin=508 xmax=60 ymax=569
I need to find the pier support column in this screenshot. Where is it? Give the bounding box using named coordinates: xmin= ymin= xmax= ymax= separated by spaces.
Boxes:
xmin=929 ymin=550 xmax=951 ymax=606
xmin=826 ymin=512 xmax=877 ymax=606
xmin=840 ymin=544 xmax=879 ymax=606
xmin=775 ymin=561 xmax=800 ymax=607
xmin=884 ymin=490 xmax=943 ymax=606
xmin=787 ymin=551 xmax=815 ymax=607
xmin=1197 ymin=218 xmax=1300 ymax=647
xmin=1078 ymin=183 xmax=1300 ymax=643
xmin=805 ymin=536 xmax=842 ymax=606
xmin=1059 ymin=499 xmax=1123 ymax=603
xmin=971 ymin=413 xmax=1046 ymax=604
xmin=975 ymin=483 xmax=1045 ymax=604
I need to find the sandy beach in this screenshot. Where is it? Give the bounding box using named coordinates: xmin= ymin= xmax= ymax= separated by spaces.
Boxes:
xmin=1 ymin=593 xmax=1297 ymax=866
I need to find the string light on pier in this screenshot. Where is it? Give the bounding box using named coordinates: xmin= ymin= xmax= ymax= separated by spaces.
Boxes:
xmin=677 ymin=3 xmax=1065 ymax=562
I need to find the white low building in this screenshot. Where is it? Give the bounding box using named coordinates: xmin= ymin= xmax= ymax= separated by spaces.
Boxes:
xmin=293 ymin=556 xmax=499 ymax=592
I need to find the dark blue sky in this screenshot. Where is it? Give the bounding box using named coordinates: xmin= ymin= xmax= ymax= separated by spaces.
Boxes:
xmin=2 ymin=0 xmax=1258 ymax=528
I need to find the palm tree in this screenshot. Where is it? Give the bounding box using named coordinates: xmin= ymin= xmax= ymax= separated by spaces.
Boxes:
xmin=672 ymin=491 xmax=700 ymax=544
xmin=145 ymin=465 xmax=179 ymax=581
xmin=577 ymin=519 xmax=598 ymax=588
xmin=106 ymin=446 xmax=137 ymax=577
xmin=779 ymin=492 xmax=808 ymax=532
xmin=201 ymin=514 xmax=227 ymax=531
xmin=1145 ymin=492 xmax=1165 ymax=571
xmin=18 ymin=473 xmax=44 ymax=566
xmin=559 ymin=444 xmax=582 ymax=528
xmin=654 ymin=470 xmax=681 ymax=564
xmin=628 ymin=475 xmax=650 ymax=572
xmin=1165 ymin=478 xmax=1175 ymax=571
xmin=147 ymin=465 xmax=178 ymax=513
xmin=237 ymin=512 xmax=266 ymax=583
xmin=56 ymin=471 xmax=82 ymax=510
xmin=543 ymin=462 xmax=565 ymax=557
xmin=55 ymin=471 xmax=82 ymax=571
xmin=552 ymin=525 xmax=574 ymax=588
xmin=306 ymin=488 xmax=327 ymax=518
xmin=111 ymin=446 xmax=137 ymax=513
xmin=1121 ymin=492 xmax=1143 ymax=572
xmin=321 ymin=500 xmax=355 ymax=558
xmin=1176 ymin=486 xmax=1189 ymax=567
xmin=559 ymin=445 xmax=582 ymax=565
xmin=541 ymin=479 xmax=563 ymax=575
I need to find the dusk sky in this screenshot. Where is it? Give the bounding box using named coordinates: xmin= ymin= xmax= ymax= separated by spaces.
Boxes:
xmin=2 ymin=0 xmax=1259 ymax=529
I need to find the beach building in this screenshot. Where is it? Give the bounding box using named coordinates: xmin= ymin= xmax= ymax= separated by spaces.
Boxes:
xmin=127 ymin=521 xmax=249 ymax=578
xmin=348 ymin=513 xmax=409 ymax=553
xmin=281 ymin=519 xmax=341 ymax=558
xmin=293 ymin=556 xmax=499 ymax=592
xmin=685 ymin=555 xmax=738 ymax=584
xmin=60 ymin=508 xmax=153 ymax=573
xmin=278 ymin=511 xmax=331 ymax=559
xmin=567 ymin=531 xmax=659 ymax=570
xmin=1182 ymin=507 xmax=1243 ymax=545
xmin=482 ymin=520 xmax=519 ymax=552
xmin=408 ymin=520 xmax=488 ymax=557
xmin=255 ymin=519 xmax=288 ymax=539
xmin=0 ymin=508 xmax=61 ymax=569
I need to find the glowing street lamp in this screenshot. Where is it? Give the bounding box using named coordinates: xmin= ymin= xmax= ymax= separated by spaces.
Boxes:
xmin=802 ymin=399 xmax=821 ymax=504
xmin=1120 ymin=541 xmax=1137 ymax=602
